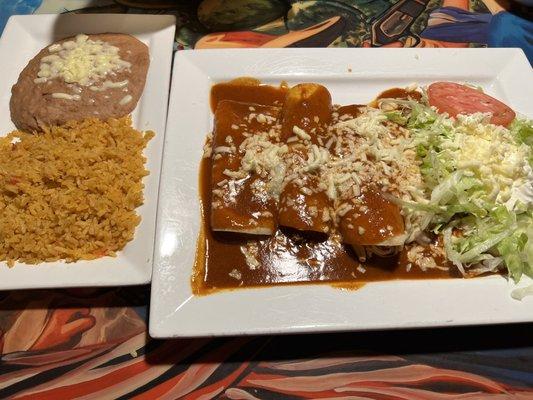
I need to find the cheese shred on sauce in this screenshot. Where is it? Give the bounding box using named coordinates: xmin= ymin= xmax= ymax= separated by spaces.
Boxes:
xmin=209 ymin=106 xmax=426 ymax=239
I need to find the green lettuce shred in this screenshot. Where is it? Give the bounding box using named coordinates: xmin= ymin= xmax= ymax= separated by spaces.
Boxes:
xmin=400 ymin=99 xmax=533 ymax=281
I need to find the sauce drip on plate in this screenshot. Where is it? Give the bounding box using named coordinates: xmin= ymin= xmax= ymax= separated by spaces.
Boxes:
xmin=193 ymin=80 xmax=454 ymax=295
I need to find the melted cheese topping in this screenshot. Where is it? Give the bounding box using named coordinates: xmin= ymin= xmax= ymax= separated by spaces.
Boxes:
xmin=34 ymin=34 xmax=131 ymax=86
xmin=212 ymin=106 xmax=426 ymax=240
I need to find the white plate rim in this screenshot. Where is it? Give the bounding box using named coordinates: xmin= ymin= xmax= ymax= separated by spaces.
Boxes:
xmin=150 ymin=47 xmax=533 ymax=338
xmin=0 ymin=14 xmax=176 ymax=289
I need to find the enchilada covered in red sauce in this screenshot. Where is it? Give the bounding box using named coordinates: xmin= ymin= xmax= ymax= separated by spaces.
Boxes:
xmin=193 ymin=79 xmax=454 ymax=294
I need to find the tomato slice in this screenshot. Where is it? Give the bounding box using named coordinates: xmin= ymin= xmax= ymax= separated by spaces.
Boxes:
xmin=428 ymin=82 xmax=515 ymax=127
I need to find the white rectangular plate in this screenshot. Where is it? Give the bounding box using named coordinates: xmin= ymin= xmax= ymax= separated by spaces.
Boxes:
xmin=0 ymin=14 xmax=176 ymax=289
xmin=150 ymin=48 xmax=533 ymax=338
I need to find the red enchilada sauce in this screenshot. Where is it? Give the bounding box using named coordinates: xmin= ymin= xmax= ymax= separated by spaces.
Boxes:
xmin=193 ymin=81 xmax=452 ymax=294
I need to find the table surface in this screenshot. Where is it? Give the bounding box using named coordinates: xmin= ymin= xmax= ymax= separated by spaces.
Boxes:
xmin=1 ymin=1 xmax=532 ymax=399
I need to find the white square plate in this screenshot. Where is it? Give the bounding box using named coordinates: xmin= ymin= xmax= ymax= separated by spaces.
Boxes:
xmin=0 ymin=14 xmax=176 ymax=289
xmin=150 ymin=48 xmax=533 ymax=338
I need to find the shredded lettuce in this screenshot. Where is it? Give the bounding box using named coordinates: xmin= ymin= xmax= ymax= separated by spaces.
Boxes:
xmin=509 ymin=118 xmax=533 ymax=166
xmin=401 ymin=99 xmax=533 ymax=281
xmin=384 ymin=111 xmax=408 ymax=126
xmin=510 ymin=118 xmax=533 ymax=147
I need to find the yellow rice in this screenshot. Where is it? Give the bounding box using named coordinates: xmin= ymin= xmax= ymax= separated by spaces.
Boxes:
xmin=0 ymin=117 xmax=154 ymax=266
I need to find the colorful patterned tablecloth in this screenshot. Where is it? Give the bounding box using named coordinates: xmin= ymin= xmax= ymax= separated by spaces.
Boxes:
xmin=1 ymin=1 xmax=533 ymax=399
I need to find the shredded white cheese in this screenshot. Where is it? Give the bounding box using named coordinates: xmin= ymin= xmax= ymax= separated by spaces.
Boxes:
xmin=51 ymin=92 xmax=80 ymax=101
xmin=35 ymin=33 xmax=131 ymax=86
xmin=292 ymin=125 xmax=311 ymax=141
xmin=119 ymin=95 xmax=133 ymax=105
